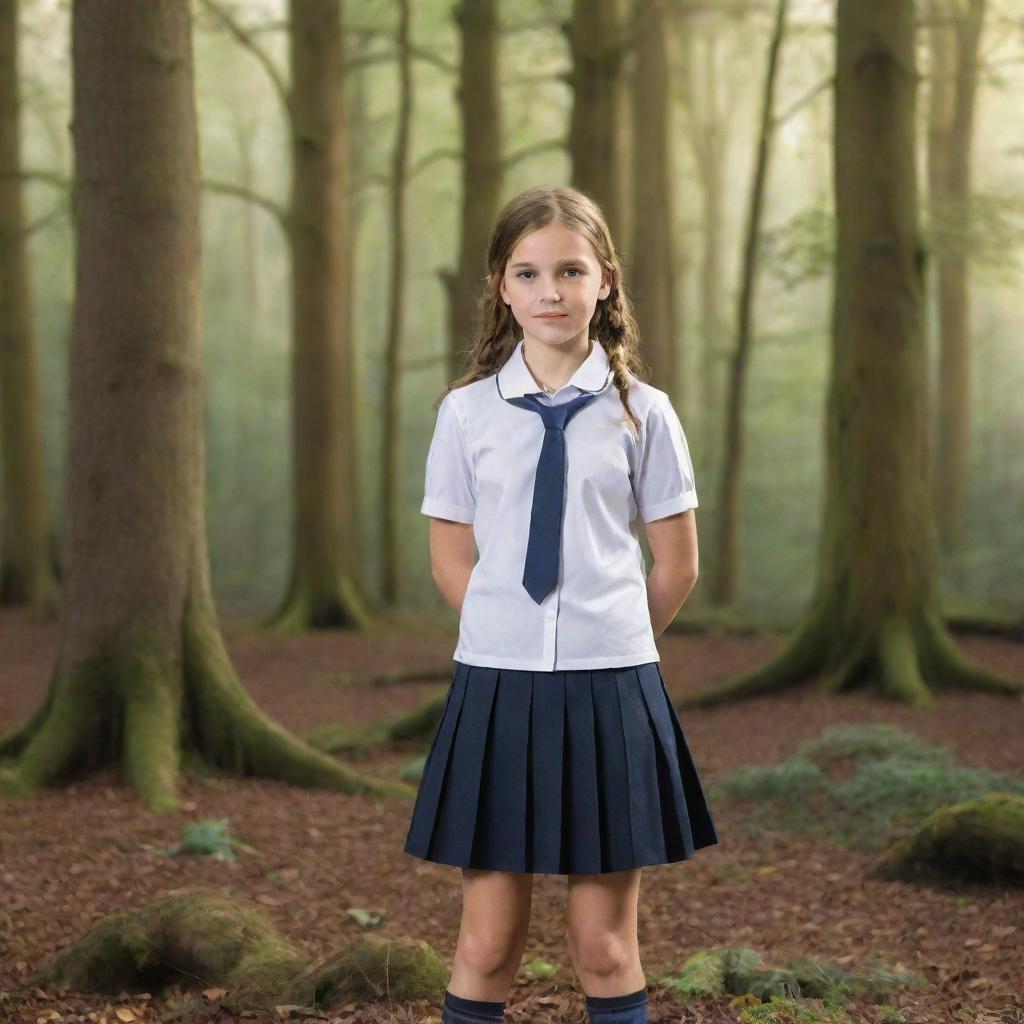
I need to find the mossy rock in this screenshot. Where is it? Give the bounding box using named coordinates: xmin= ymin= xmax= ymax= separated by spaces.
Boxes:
xmin=874 ymin=791 xmax=1024 ymax=886
xmin=30 ymin=889 xmax=447 ymax=1012
xmin=288 ymin=935 xmax=448 ymax=1007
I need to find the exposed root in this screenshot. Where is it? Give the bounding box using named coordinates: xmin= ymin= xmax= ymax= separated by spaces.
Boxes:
xmin=330 ymin=665 xmax=453 ymax=688
xmin=919 ymin=608 xmax=1024 ymax=696
xmin=678 ymin=602 xmax=1022 ymax=709
xmin=264 ymin=572 xmax=376 ymax=635
xmin=679 ymin=615 xmax=827 ymax=708
xmin=876 ymin=615 xmax=934 ymax=706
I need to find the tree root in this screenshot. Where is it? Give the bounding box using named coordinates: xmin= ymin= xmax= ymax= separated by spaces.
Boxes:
xmin=264 ymin=572 xmax=376 ymax=635
xmin=0 ymin=573 xmax=417 ymax=810
xmin=307 ymin=690 xmax=447 ymax=755
xmin=679 ymin=603 xmax=1023 ymax=709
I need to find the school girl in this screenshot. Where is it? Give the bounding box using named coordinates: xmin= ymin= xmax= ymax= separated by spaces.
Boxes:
xmin=404 ymin=185 xmax=719 ymax=1024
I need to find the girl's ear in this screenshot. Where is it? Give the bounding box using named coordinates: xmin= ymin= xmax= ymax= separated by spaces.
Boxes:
xmin=599 ymin=268 xmax=614 ymax=301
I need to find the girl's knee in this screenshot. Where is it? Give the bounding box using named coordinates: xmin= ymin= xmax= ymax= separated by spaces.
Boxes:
xmin=565 ymin=928 xmax=633 ymax=977
xmin=455 ymin=926 xmax=525 ymax=977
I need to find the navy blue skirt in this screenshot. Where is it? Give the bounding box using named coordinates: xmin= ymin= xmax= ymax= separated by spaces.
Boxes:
xmin=403 ymin=660 xmax=719 ymax=874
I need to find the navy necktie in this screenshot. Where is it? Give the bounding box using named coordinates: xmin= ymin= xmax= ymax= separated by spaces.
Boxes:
xmin=505 ymin=391 xmax=598 ymax=603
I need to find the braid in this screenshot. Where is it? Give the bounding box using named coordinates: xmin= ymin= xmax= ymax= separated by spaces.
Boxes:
xmin=590 ymin=270 xmax=648 ymax=438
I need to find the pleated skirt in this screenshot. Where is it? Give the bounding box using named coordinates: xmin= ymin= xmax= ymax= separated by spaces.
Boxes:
xmin=403 ymin=660 xmax=720 ymax=875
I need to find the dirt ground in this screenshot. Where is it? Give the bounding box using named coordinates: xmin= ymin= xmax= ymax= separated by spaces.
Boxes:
xmin=1 ymin=608 xmax=1022 ymax=1024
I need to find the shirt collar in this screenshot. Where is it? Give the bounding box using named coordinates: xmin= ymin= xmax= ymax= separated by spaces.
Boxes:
xmin=496 ymin=336 xmax=611 ymax=399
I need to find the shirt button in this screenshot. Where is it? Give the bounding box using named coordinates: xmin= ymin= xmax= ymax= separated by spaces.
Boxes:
xmin=546 ymin=611 xmax=556 ymax=622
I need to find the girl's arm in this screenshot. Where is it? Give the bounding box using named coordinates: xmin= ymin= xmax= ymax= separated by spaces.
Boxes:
xmin=428 ymin=518 xmax=476 ymax=617
xmin=643 ymin=509 xmax=699 ymax=638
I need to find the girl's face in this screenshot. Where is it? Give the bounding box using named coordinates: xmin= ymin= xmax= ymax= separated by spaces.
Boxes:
xmin=499 ymin=221 xmax=612 ymax=351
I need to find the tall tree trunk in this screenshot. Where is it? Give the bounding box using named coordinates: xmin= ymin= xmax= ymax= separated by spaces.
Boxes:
xmin=686 ymin=0 xmax=1019 ymax=708
xmin=926 ymin=0 xmax=986 ymax=557
xmin=568 ymin=0 xmax=627 ymax=243
xmin=630 ymin=0 xmax=680 ymax=403
xmin=685 ymin=14 xmax=730 ymax=463
xmin=380 ymin=0 xmax=412 ymax=605
xmin=0 ymin=0 xmax=59 ymax=615
xmin=708 ymin=0 xmax=789 ymax=608
xmin=269 ymin=0 xmax=373 ymax=630
xmin=0 ymin=0 xmax=407 ymax=810
xmin=447 ymin=0 xmax=502 ymax=385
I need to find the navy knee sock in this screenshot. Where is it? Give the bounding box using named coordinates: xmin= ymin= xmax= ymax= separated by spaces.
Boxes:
xmin=585 ymin=985 xmax=649 ymax=1024
xmin=441 ymin=988 xmax=507 ymax=1023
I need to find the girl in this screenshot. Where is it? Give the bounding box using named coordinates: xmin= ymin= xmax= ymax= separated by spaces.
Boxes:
xmin=404 ymin=185 xmax=719 ymax=1024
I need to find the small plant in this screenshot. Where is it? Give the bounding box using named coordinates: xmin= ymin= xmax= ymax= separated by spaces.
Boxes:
xmin=153 ymin=818 xmax=256 ymax=861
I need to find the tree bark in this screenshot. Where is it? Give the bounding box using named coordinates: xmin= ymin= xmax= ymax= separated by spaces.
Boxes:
xmin=568 ymin=0 xmax=627 ymax=243
xmin=0 ymin=0 xmax=59 ymax=615
xmin=630 ymin=0 xmax=681 ymax=403
xmin=926 ymin=0 xmax=986 ymax=557
xmin=684 ymin=0 xmax=1020 ymax=708
xmin=268 ymin=0 xmax=374 ymax=631
xmin=380 ymin=0 xmax=412 ymax=605
xmin=448 ymin=0 xmax=502 ymax=386
xmin=0 ymin=0 xmax=410 ymax=810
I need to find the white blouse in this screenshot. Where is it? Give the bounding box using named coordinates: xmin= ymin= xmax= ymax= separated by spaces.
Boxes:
xmin=420 ymin=336 xmax=698 ymax=671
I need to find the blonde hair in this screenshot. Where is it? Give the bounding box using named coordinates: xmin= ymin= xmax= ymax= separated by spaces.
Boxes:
xmin=435 ymin=185 xmax=649 ymax=435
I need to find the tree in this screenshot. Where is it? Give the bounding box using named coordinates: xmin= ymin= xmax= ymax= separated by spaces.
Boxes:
xmin=685 ymin=0 xmax=1021 ymax=707
xmin=444 ymin=0 xmax=502 ymax=386
xmin=630 ymin=0 xmax=681 ymax=402
xmin=380 ymin=0 xmax=413 ymax=605
xmin=708 ymin=0 xmax=789 ymax=608
xmin=199 ymin=0 xmax=373 ymax=632
xmin=567 ymin=0 xmax=628 ymax=243
xmin=0 ymin=0 xmax=59 ymax=616
xmin=925 ymin=0 xmax=987 ymax=557
xmin=0 ymin=0 xmax=409 ymax=810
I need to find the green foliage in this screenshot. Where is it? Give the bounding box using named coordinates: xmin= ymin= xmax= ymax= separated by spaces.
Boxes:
xmin=736 ymin=995 xmax=855 ymax=1023
xmin=829 ymin=758 xmax=1021 ymax=850
xmin=710 ymin=723 xmax=1024 ymax=851
xmin=658 ymin=945 xmax=923 ymax=1011
xmin=711 ymin=757 xmax=829 ymax=801
xmin=760 ymin=198 xmax=835 ymax=290
xmin=521 ymin=956 xmax=558 ymax=980
xmin=924 ymin=190 xmax=1024 ymax=284
xmin=153 ymin=818 xmax=257 ymax=861
xmin=795 ymin=723 xmax=946 ymax=768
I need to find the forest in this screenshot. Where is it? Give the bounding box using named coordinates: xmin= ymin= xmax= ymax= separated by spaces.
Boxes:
xmin=1 ymin=1 xmax=1023 ymax=1023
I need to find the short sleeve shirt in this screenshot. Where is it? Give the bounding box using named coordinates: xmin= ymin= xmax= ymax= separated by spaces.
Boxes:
xmin=420 ymin=336 xmax=698 ymax=671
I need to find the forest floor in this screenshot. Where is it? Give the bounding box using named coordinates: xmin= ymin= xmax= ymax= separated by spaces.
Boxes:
xmin=1 ymin=607 xmax=1022 ymax=1024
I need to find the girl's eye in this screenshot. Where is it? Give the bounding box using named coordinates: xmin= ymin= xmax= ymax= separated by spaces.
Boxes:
xmin=516 ymin=268 xmax=582 ymax=279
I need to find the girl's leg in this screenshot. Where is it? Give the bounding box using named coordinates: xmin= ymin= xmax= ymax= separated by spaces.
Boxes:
xmin=446 ymin=867 xmax=534 ymax=1003
xmin=566 ymin=869 xmax=648 ymax=1022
